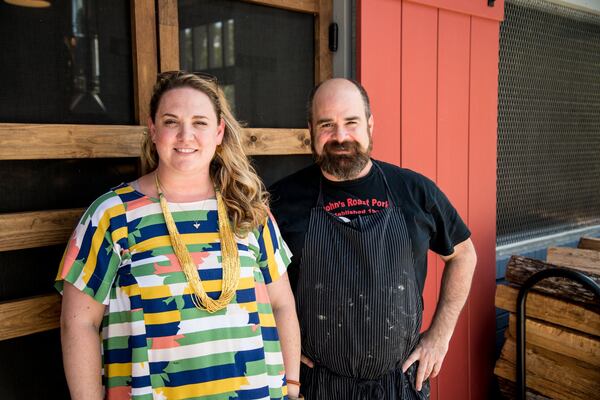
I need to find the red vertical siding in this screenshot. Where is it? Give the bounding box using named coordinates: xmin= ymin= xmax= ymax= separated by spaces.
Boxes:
xmin=358 ymin=0 xmax=402 ymax=165
xmin=401 ymin=2 xmax=437 ymax=179
xmin=400 ymin=4 xmax=440 ymax=396
xmin=359 ymin=0 xmax=502 ymax=398
xmin=468 ymin=17 xmax=499 ymax=400
xmin=436 ymin=9 xmax=471 ymax=400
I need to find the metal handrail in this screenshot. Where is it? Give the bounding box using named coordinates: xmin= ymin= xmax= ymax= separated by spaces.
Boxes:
xmin=516 ymin=268 xmax=600 ymax=400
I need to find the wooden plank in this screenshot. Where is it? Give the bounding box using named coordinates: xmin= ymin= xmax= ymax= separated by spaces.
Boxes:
xmin=495 ymin=337 xmax=600 ymax=400
xmin=0 ymin=124 xmax=146 ymax=160
xmin=157 ymin=0 xmax=180 ymax=72
xmin=0 ymin=209 xmax=84 ymax=252
xmin=495 ymin=284 xmax=600 ymax=337
xmin=243 ymin=128 xmax=311 ymax=155
xmin=131 ymin=0 xmax=158 ymax=124
xmin=314 ymin=0 xmax=333 ymax=83
xmin=506 ymin=256 xmax=600 ymax=305
xmin=578 ymin=236 xmax=600 ymax=251
xmin=497 ymin=377 xmax=551 ymax=400
xmin=242 ymin=0 xmax=318 ymax=14
xmin=0 ymin=124 xmax=310 ymax=159
xmin=547 ymin=247 xmax=600 ymax=275
xmin=507 ymin=313 xmax=600 ymax=367
xmin=0 ymin=294 xmax=61 ymax=341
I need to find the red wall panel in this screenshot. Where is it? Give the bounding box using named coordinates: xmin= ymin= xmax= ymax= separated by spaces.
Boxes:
xmin=359 ymin=0 xmax=402 ymax=165
xmin=401 ymin=2 xmax=437 ymax=179
xmin=468 ymin=17 xmax=499 ymax=400
xmin=436 ymin=9 xmax=471 ymax=400
xmin=359 ymin=0 xmax=502 ymax=398
xmin=400 ymin=4 xmax=440 ymax=396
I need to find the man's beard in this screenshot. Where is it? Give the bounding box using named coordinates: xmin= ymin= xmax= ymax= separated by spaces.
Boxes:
xmin=315 ymin=137 xmax=372 ymax=180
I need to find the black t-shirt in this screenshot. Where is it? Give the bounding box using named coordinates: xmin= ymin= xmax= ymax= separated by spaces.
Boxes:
xmin=269 ymin=160 xmax=471 ymax=295
xmin=321 ymin=165 xmax=389 ymax=220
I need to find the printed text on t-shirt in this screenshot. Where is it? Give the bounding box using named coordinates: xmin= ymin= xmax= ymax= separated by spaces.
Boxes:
xmin=323 ymin=197 xmax=389 ymax=217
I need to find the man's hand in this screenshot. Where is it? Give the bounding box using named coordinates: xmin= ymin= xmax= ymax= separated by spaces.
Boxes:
xmin=301 ymin=354 xmax=314 ymax=368
xmin=401 ymin=330 xmax=450 ymax=391
xmin=402 ymin=238 xmax=476 ymax=391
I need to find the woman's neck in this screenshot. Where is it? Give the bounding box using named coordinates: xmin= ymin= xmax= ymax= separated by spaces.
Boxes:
xmin=139 ymin=167 xmax=216 ymax=202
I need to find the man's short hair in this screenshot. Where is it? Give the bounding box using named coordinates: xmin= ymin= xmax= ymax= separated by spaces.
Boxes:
xmin=306 ymin=79 xmax=372 ymax=125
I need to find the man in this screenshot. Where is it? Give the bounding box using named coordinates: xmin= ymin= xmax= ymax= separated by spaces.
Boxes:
xmin=269 ymin=78 xmax=477 ymax=399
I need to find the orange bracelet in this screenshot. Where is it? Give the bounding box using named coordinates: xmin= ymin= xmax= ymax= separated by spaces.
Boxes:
xmin=287 ymin=379 xmax=301 ymax=387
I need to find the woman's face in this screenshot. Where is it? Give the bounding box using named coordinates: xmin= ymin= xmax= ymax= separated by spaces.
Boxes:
xmin=149 ymin=87 xmax=224 ymax=177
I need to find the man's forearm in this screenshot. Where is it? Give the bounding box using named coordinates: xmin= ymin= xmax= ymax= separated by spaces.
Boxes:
xmin=429 ymin=243 xmax=477 ymax=342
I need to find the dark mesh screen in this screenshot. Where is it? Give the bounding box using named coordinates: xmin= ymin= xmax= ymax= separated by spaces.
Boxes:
xmin=0 ymin=158 xmax=138 ymax=213
xmin=497 ymin=0 xmax=600 ymax=246
xmin=0 ymin=0 xmax=134 ymax=124
xmin=178 ymin=0 xmax=314 ymax=128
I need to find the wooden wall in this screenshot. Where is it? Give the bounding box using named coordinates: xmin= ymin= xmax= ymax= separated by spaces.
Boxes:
xmin=359 ymin=0 xmax=503 ymax=398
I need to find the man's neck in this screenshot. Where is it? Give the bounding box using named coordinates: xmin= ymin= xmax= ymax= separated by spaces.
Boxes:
xmin=321 ymin=159 xmax=373 ymax=182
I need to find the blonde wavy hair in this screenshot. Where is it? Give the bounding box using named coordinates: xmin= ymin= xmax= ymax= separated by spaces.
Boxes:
xmin=141 ymin=71 xmax=269 ymax=236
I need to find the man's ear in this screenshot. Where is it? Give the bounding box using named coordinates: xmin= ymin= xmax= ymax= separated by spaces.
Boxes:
xmin=368 ymin=115 xmax=374 ymax=136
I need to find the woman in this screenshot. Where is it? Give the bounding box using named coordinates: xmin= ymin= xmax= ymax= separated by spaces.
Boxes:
xmin=56 ymin=71 xmax=301 ymax=400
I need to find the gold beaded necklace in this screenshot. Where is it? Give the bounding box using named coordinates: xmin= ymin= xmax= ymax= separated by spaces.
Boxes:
xmin=155 ymin=173 xmax=240 ymax=313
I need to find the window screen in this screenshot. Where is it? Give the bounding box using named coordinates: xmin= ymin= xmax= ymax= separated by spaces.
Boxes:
xmin=0 ymin=0 xmax=134 ymax=124
xmin=497 ymin=0 xmax=600 ymax=247
xmin=178 ymin=0 xmax=315 ymax=128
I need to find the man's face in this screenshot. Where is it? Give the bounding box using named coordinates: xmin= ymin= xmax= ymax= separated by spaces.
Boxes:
xmin=310 ymin=81 xmax=373 ymax=180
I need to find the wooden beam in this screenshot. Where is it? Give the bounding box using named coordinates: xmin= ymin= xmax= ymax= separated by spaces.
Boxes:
xmin=244 ymin=128 xmax=311 ymax=155
xmin=578 ymin=237 xmax=600 ymax=252
xmin=242 ymin=0 xmax=318 ymax=14
xmin=0 ymin=209 xmax=84 ymax=252
xmin=132 ymin=0 xmax=158 ymax=124
xmin=495 ymin=284 xmax=600 ymax=337
xmin=507 ymin=313 xmax=600 ymax=367
xmin=497 ymin=377 xmax=551 ymax=400
xmin=495 ymin=337 xmax=600 ymax=400
xmin=314 ymin=0 xmax=333 ymax=83
xmin=0 ymin=124 xmax=145 ymax=160
xmin=0 ymin=294 xmax=61 ymax=341
xmin=547 ymin=247 xmax=600 ymax=275
xmin=157 ymin=0 xmax=180 ymax=72
xmin=505 ymin=256 xmax=600 ymax=305
xmin=0 ymin=124 xmax=310 ymax=159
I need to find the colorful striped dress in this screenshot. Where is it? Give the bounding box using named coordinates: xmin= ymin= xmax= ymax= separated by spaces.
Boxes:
xmin=55 ymin=183 xmax=293 ymax=400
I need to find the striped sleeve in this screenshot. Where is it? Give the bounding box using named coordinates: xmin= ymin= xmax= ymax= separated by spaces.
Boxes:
xmin=55 ymin=191 xmax=128 ymax=305
xmin=256 ymin=212 xmax=292 ymax=284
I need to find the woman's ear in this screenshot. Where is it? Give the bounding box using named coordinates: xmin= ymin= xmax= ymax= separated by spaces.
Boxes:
xmin=216 ymin=118 xmax=225 ymax=145
xmin=148 ymin=117 xmax=156 ymax=142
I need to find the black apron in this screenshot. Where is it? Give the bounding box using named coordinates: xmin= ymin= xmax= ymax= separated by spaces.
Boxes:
xmin=296 ymin=162 xmax=430 ymax=399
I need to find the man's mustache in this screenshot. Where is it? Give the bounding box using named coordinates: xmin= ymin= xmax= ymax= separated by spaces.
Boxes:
xmin=323 ymin=140 xmax=361 ymax=152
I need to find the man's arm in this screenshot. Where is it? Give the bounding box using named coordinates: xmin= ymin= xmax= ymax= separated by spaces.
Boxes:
xmin=402 ymin=238 xmax=477 ymax=391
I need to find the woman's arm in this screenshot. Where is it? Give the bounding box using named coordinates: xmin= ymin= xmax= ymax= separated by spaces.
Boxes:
xmin=60 ymin=282 xmax=106 ymax=400
xmin=266 ymin=272 xmax=302 ymax=399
